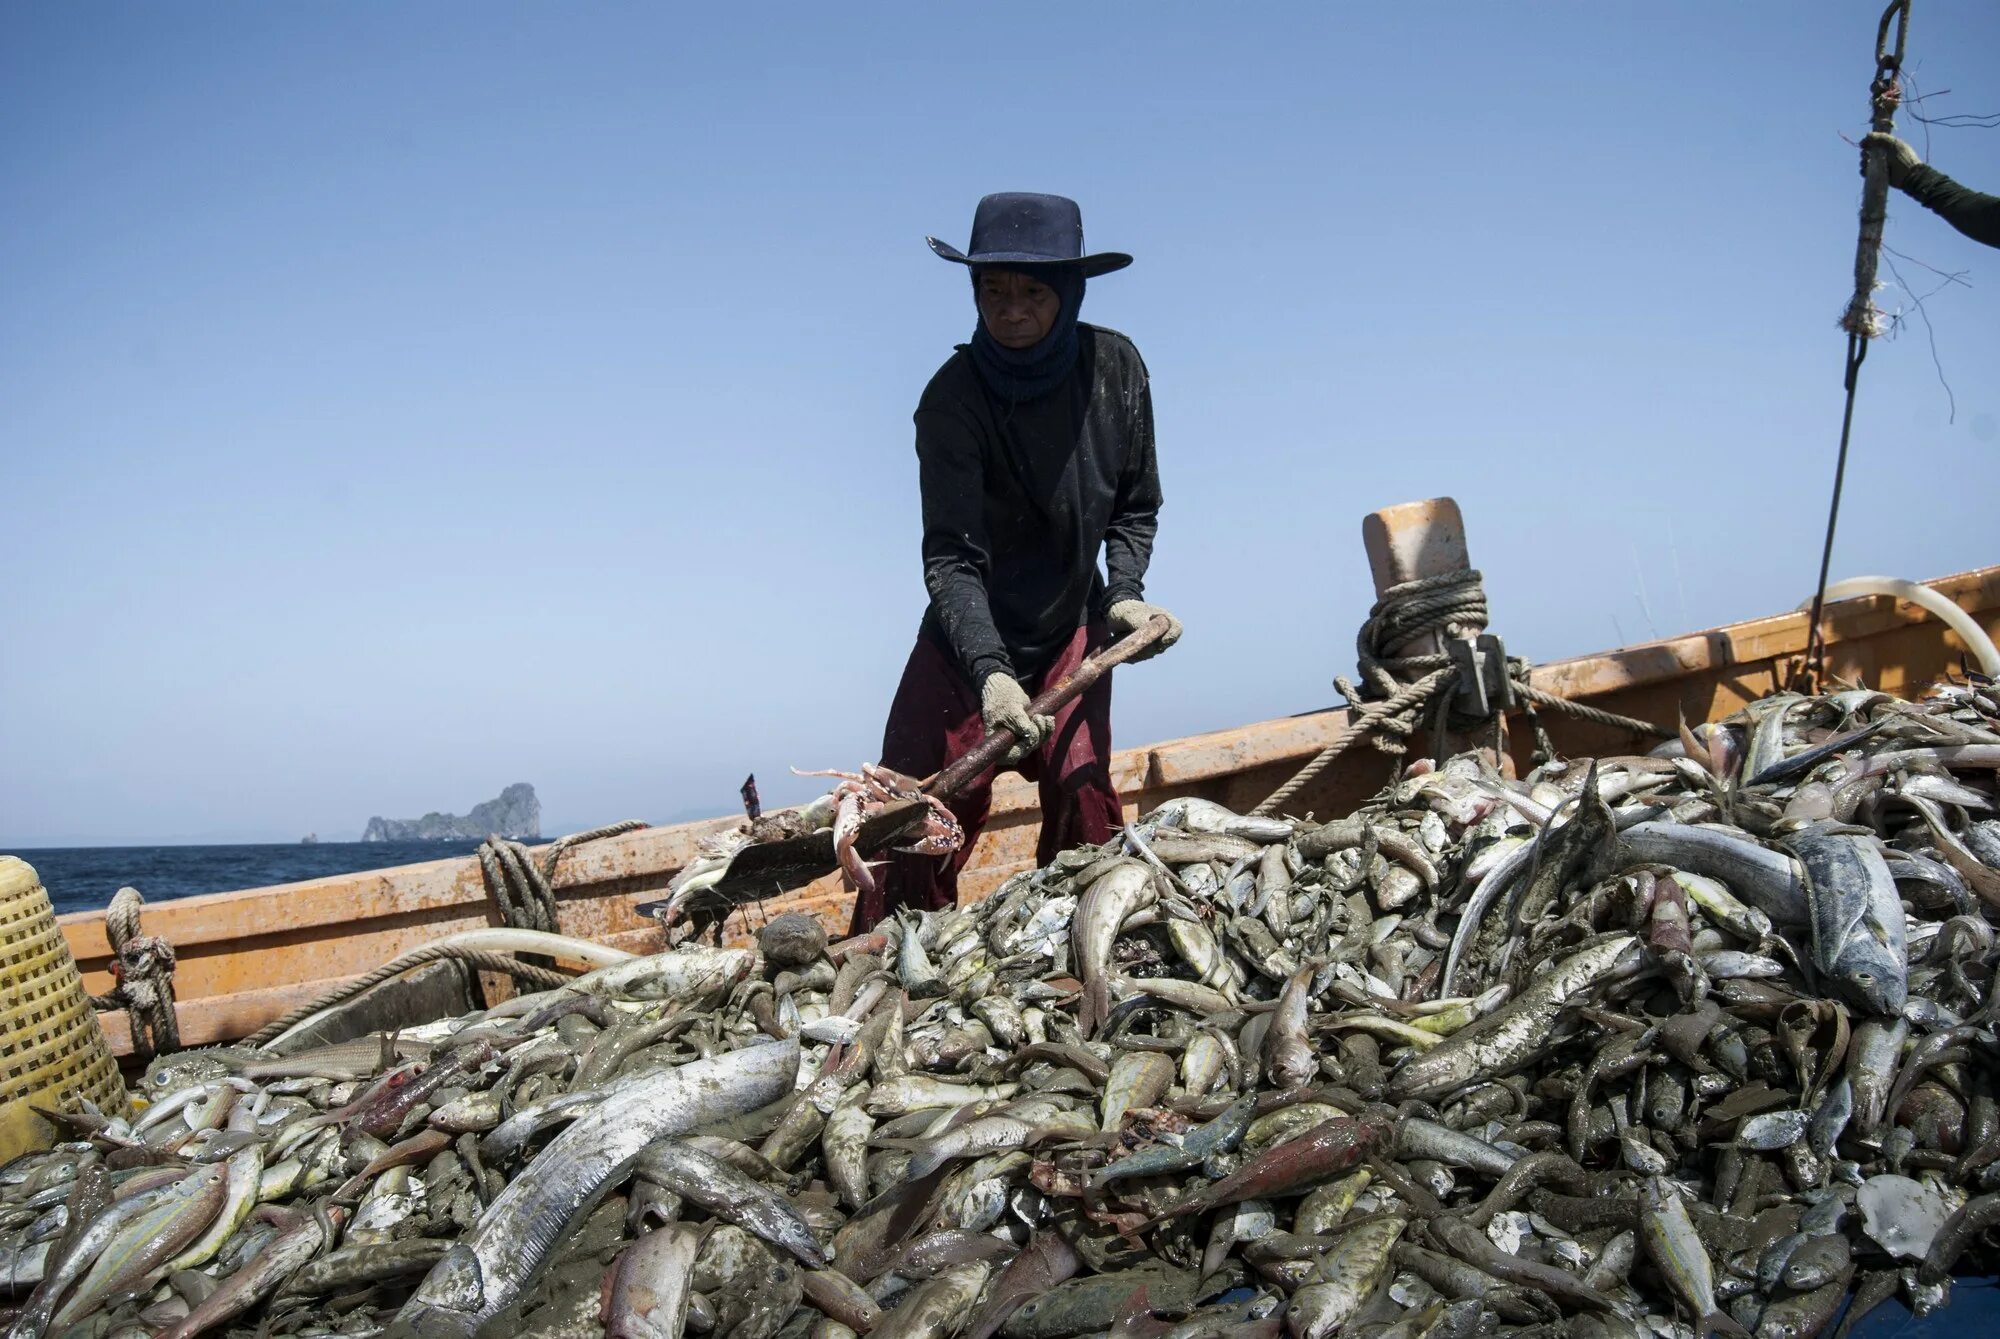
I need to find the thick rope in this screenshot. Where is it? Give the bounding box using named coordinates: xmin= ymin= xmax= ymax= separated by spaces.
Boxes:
xmin=1511 ymin=679 xmax=1673 ymax=740
xmin=478 ymin=839 xmax=556 ymax=935
xmin=1252 ymin=570 xmax=1670 ymax=816
xmin=1250 ymin=667 xmax=1455 ymax=816
xmin=540 ymin=820 xmax=649 ymax=881
xmin=1355 ymin=572 xmax=1491 ymax=705
xmin=477 ymin=820 xmax=650 ymax=937
xmin=90 ymin=887 xmax=181 ymax=1063
xmin=244 ymin=945 xmax=575 ymax=1049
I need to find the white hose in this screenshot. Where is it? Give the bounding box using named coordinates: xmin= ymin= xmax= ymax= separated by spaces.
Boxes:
xmin=425 ymin=928 xmax=636 ymax=968
xmin=258 ymin=929 xmax=637 ymax=1051
xmin=1803 ymin=576 xmax=2000 ymax=678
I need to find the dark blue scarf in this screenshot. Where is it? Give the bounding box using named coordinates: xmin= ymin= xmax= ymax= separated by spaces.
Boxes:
xmin=967 ymin=265 xmax=1085 ymax=404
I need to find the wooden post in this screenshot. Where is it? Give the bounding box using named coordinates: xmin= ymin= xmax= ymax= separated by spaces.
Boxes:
xmin=1362 ymin=498 xmax=1469 ymax=662
xmin=1360 ymin=498 xmax=1511 ymax=773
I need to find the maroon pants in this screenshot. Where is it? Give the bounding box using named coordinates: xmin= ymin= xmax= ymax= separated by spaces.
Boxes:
xmin=854 ymin=624 xmax=1122 ymax=932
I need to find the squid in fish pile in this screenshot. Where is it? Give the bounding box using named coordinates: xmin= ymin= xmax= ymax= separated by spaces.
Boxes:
xmin=7 ymin=675 xmax=2000 ymax=1339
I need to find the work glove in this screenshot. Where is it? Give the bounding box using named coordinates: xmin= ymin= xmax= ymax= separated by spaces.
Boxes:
xmin=1862 ymin=132 xmax=1921 ymax=189
xmin=980 ymin=672 xmax=1053 ymax=765
xmin=1106 ymin=599 xmax=1184 ymax=664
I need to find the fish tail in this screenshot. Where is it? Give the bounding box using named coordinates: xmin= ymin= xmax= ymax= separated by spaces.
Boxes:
xmin=902 ymin=1152 xmax=947 ymax=1181
xmin=1702 ymin=1309 xmax=1753 ymax=1339
xmin=873 ymin=1139 xmax=949 ymax=1181
xmin=1079 ymin=978 xmax=1107 ymax=1038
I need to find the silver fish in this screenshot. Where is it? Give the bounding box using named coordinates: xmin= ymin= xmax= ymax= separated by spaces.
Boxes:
xmin=1784 ymin=828 xmax=1907 ymax=1016
xmin=396 ymin=1039 xmax=798 ymax=1338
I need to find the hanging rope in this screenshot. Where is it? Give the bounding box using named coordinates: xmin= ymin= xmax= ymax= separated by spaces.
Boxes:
xmin=89 ymin=887 xmax=181 ymax=1063
xmin=1512 ymin=679 xmax=1673 ymax=738
xmin=540 ymin=820 xmax=650 ymax=878
xmin=478 ymin=838 xmax=558 ymax=935
xmin=476 ymin=820 xmax=650 ymax=936
xmin=244 ymin=944 xmax=575 ymax=1049
xmin=1251 ymin=572 xmax=1671 ymax=817
xmin=1804 ymin=0 xmax=1912 ymax=689
xmin=258 ymin=821 xmax=648 ymax=1047
xmin=1250 ymin=667 xmax=1456 ymax=817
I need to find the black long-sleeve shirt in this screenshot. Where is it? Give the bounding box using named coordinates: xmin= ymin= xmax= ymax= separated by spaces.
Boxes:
xmin=914 ymin=324 xmax=1162 ymax=686
xmin=1902 ymin=163 xmax=2000 ymax=249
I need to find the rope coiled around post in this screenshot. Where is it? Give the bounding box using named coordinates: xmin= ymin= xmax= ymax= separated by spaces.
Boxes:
xmin=1250 ymin=572 xmax=1671 ymax=817
xmin=89 ymin=887 xmax=181 ymax=1063
xmin=1354 ymin=571 xmax=1493 ymax=702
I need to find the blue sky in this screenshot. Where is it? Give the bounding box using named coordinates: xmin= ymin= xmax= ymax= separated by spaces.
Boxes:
xmin=4 ymin=2 xmax=1997 ymax=845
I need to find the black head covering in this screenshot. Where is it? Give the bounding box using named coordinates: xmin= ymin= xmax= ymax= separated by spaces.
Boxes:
xmin=967 ymin=264 xmax=1086 ymax=405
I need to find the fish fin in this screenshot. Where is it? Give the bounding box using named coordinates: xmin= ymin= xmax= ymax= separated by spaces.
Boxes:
xmin=1702 ymin=1310 xmax=1753 ymax=1339
xmin=1104 ymin=1284 xmax=1152 ymax=1339
xmin=1678 ymin=712 xmax=1709 ymax=774
xmin=900 ymin=1152 xmax=947 ymax=1181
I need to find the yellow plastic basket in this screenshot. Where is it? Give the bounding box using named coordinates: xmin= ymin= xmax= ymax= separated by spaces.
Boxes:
xmin=0 ymin=857 xmax=127 ymax=1164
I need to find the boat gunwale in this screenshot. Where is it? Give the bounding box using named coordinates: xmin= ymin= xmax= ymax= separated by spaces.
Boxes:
xmin=53 ymin=563 xmax=2000 ymax=1056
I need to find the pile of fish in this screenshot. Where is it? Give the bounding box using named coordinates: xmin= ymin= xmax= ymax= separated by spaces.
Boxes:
xmin=11 ymin=678 xmax=2000 ymax=1339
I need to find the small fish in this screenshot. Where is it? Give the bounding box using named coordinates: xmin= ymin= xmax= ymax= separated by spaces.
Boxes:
xmin=865 ymin=1076 xmax=1020 ymax=1117
xmin=49 ymin=1165 xmax=227 ymax=1332
xmin=1736 ymin=1111 xmax=1812 ymax=1151
xmin=153 ymin=1205 xmax=346 ymax=1339
xmin=1639 ymin=1177 xmax=1747 ymax=1338
xmin=964 ymin=1232 xmax=1078 ymax=1339
xmin=1698 ymin=950 xmax=1787 ymax=980
xmin=871 ymin=1260 xmax=991 ymax=1339
xmin=878 ymin=1112 xmax=1054 ymax=1184
xmin=1784 ymin=828 xmax=1908 ymax=1017
xmin=634 ymin=1139 xmax=826 ymax=1267
xmin=1101 ymin=1052 xmax=1177 ymax=1132
xmin=602 ymin=1224 xmax=701 ymax=1339
xmin=1072 ymin=862 xmax=1159 ymax=1037
xmin=821 ymin=1092 xmax=875 ymax=1212
xmin=1179 ymin=1030 xmax=1230 ymax=1096
xmin=1258 ymin=967 xmax=1315 ymax=1090
xmin=1780 ymin=1233 xmax=1851 ymax=1292
xmin=1283 ymin=1217 xmax=1406 ymax=1339
xmin=1148 ymin=1116 xmax=1388 ymax=1225
xmin=1095 ymin=1093 xmax=1258 ymax=1187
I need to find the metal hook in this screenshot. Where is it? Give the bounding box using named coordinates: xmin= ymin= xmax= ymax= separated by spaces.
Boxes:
xmin=1874 ymin=0 xmax=1911 ymax=73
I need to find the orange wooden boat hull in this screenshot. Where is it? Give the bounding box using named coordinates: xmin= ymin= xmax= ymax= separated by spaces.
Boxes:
xmin=61 ymin=566 xmax=2000 ymax=1056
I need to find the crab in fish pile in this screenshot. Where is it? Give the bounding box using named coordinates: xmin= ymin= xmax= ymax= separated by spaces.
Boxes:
xmin=791 ymin=762 xmax=964 ymax=893
xmin=657 ymin=764 xmax=964 ymax=934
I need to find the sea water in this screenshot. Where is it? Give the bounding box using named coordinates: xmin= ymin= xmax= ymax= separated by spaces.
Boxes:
xmin=6 ymin=840 xmax=494 ymax=916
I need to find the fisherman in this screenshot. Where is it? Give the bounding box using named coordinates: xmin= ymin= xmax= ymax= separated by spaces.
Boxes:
xmin=1865 ymin=132 xmax=2000 ymax=249
xmin=859 ymin=193 xmax=1180 ymax=931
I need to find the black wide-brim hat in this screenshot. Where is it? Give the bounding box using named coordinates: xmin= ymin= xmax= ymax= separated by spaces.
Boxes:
xmin=927 ymin=192 xmax=1132 ymax=278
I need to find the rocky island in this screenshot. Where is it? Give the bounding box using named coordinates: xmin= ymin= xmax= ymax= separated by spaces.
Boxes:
xmin=361 ymin=783 xmax=541 ymax=842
